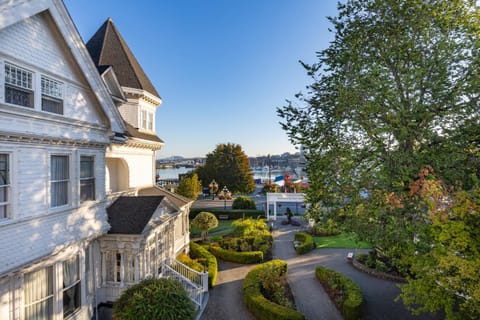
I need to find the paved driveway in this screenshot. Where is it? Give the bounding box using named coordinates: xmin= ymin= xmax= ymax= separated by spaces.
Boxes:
xmin=201 ymin=220 xmax=442 ymax=320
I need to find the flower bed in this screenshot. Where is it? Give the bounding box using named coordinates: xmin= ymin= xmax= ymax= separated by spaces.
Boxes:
xmin=315 ymin=266 xmax=363 ymax=320
xmin=243 ymin=260 xmax=305 ymax=320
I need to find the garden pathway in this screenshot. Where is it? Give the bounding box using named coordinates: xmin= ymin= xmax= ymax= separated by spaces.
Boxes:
xmin=201 ymin=219 xmax=442 ymax=320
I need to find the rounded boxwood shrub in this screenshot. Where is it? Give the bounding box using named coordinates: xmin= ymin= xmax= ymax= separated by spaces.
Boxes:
xmin=113 ymin=278 xmax=195 ymax=320
xmin=294 ymin=232 xmax=315 ymax=254
xmin=243 ymin=260 xmax=305 ymax=320
xmin=315 ymin=266 xmax=363 ymax=320
xmin=232 ymin=196 xmax=257 ymax=210
xmin=208 ymin=244 xmax=263 ymax=264
xmin=189 ymin=241 xmax=218 ymax=288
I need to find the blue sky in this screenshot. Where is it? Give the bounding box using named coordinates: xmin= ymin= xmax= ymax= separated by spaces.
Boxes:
xmin=64 ymin=0 xmax=339 ymax=158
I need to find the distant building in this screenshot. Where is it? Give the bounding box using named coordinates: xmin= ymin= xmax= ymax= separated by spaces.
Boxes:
xmin=0 ymin=1 xmax=204 ymax=319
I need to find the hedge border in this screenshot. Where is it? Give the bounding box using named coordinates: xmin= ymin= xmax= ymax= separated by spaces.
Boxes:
xmin=208 ymin=245 xmax=263 ymax=264
xmin=189 ymin=241 xmax=218 ymax=288
xmin=243 ymin=260 xmax=305 ymax=320
xmin=190 ymin=208 xmax=265 ymax=220
xmin=293 ymin=232 xmax=315 ymax=254
xmin=315 ymin=266 xmax=363 ymax=320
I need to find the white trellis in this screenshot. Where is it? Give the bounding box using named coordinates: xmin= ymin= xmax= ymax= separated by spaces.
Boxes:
xmin=266 ymin=192 xmax=305 ymax=221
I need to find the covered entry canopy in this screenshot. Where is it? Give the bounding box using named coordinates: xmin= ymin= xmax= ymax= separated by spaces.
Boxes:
xmin=266 ymin=192 xmax=305 ymax=221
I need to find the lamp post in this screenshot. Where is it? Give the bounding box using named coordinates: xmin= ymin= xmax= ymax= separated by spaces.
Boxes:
xmin=222 ymin=186 xmax=229 ymax=210
xmin=209 ymin=180 xmax=218 ymax=200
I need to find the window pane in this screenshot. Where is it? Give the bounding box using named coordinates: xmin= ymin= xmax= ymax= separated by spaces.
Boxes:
xmin=63 ymin=256 xmax=81 ymax=317
xmin=42 ymin=97 xmax=63 ymax=114
xmin=24 ymin=267 xmax=53 ymax=320
xmin=51 ymin=156 xmax=69 ymax=207
xmin=80 ymin=156 xmax=95 ymax=201
xmin=63 ymin=284 xmax=80 ymax=317
xmin=80 ymin=156 xmax=94 ymax=178
xmin=5 ymin=85 xmax=34 ymax=108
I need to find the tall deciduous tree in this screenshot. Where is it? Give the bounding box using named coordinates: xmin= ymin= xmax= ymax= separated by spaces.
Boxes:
xmin=278 ymin=0 xmax=479 ymax=317
xmin=176 ymin=173 xmax=202 ymax=200
xmin=196 ymin=143 xmax=255 ymax=194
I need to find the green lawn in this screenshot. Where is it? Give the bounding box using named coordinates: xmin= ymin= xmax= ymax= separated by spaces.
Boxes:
xmin=314 ymin=233 xmax=371 ymax=249
xmin=190 ymin=220 xmax=233 ymax=237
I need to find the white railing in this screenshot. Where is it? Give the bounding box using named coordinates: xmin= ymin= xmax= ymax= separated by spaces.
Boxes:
xmin=162 ymin=259 xmax=208 ymax=308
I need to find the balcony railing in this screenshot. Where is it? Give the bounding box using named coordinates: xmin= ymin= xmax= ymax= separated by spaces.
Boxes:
xmin=162 ymin=258 xmax=208 ymax=308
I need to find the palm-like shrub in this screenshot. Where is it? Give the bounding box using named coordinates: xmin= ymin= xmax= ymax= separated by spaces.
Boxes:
xmin=113 ymin=278 xmax=195 ymax=320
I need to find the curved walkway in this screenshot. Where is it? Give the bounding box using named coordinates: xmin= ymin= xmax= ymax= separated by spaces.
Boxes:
xmin=201 ymin=219 xmax=442 ymax=320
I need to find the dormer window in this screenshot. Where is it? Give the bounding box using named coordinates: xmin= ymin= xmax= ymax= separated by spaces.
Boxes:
xmin=4 ymin=63 xmax=34 ymax=108
xmin=41 ymin=76 xmax=63 ymax=114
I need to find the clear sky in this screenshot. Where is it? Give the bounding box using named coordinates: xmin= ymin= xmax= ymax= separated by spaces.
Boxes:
xmin=64 ymin=0 xmax=339 ymax=158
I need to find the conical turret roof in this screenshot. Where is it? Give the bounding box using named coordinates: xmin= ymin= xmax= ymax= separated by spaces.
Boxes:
xmin=86 ymin=18 xmax=160 ymax=98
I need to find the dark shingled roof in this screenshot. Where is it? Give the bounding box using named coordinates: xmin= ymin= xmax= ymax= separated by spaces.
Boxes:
xmin=86 ymin=18 xmax=160 ymax=98
xmin=107 ymin=196 xmax=164 ymax=234
xmin=125 ymin=122 xmax=164 ymax=143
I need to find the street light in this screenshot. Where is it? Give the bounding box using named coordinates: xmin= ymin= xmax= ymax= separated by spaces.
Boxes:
xmin=222 ymin=186 xmax=229 ymax=210
xmin=209 ymin=180 xmax=218 ymax=200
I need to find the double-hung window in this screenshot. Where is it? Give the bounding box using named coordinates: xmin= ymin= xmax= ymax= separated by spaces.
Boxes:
xmin=41 ymin=76 xmax=63 ymax=114
xmin=24 ymin=267 xmax=54 ymax=319
xmin=0 ymin=154 xmax=9 ymax=219
xmin=63 ymin=256 xmax=81 ymax=317
xmin=80 ymin=156 xmax=95 ymax=202
xmin=4 ymin=63 xmax=34 ymax=108
xmin=50 ymin=155 xmax=69 ymax=208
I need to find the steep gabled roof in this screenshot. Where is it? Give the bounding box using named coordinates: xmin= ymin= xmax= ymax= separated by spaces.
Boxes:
xmin=107 ymin=196 xmax=165 ymax=234
xmin=86 ymin=18 xmax=160 ymax=98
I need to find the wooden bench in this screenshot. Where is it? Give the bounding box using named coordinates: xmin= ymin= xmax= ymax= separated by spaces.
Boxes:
xmin=218 ymin=214 xmax=229 ymax=220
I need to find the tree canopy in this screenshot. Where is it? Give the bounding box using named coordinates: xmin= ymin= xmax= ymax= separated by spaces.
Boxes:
xmin=176 ymin=173 xmax=202 ymax=200
xmin=191 ymin=211 xmax=218 ymax=241
xmin=196 ymin=143 xmax=255 ymax=194
xmin=278 ymin=0 xmax=479 ymax=318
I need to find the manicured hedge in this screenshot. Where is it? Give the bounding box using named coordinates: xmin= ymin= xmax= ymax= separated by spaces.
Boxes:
xmin=189 ymin=241 xmax=218 ymax=288
xmin=189 ymin=208 xmax=265 ymax=220
xmin=315 ymin=266 xmax=363 ymax=320
xmin=243 ymin=260 xmax=305 ymax=320
xmin=294 ymin=232 xmax=315 ymax=254
xmin=208 ymin=244 xmax=263 ymax=264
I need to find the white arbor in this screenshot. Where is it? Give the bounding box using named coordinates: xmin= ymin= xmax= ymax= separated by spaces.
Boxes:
xmin=266 ymin=192 xmax=305 ymax=220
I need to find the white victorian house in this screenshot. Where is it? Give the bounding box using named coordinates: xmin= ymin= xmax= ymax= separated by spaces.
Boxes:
xmin=0 ymin=1 xmax=201 ymax=320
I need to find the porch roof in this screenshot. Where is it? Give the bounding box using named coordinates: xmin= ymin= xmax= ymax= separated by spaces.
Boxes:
xmin=107 ymin=196 xmax=164 ymax=234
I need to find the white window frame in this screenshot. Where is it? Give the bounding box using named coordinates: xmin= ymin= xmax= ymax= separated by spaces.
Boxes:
xmin=50 ymin=154 xmax=70 ymax=208
xmin=4 ymin=62 xmax=34 ymax=108
xmin=80 ymin=155 xmax=95 ymax=202
xmin=41 ymin=75 xmax=64 ymax=115
xmin=0 ymin=153 xmax=10 ymax=219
